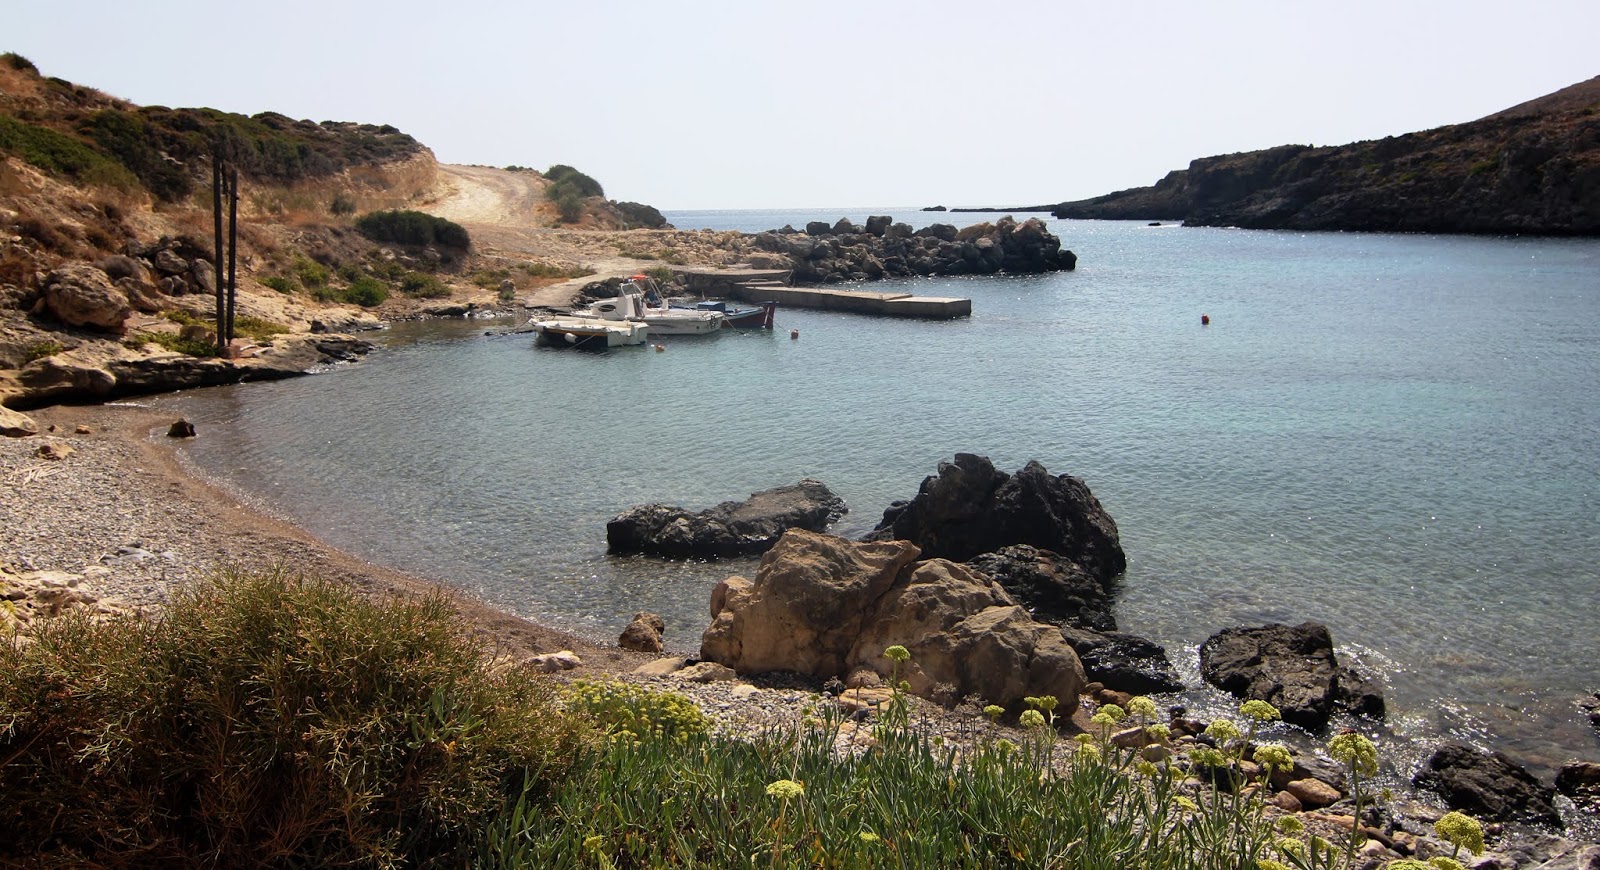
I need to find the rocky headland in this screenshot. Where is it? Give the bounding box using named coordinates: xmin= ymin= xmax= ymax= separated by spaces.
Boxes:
xmin=1048 ymin=75 xmax=1600 ymax=236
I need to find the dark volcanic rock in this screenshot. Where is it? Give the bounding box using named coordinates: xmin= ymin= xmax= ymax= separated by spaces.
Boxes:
xmin=864 ymin=453 xmax=1125 ymax=585
xmin=1556 ymin=761 xmax=1600 ymax=815
xmin=1413 ymin=742 xmax=1562 ymax=827
xmin=1198 ymin=622 xmax=1385 ymax=731
xmin=607 ymin=479 xmax=847 ymax=558
xmin=964 ymin=544 xmax=1116 ymax=632
xmin=1060 ymin=625 xmax=1185 ymax=695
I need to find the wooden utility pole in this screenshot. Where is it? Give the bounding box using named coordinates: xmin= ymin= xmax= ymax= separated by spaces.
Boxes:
xmin=211 ymin=139 xmax=239 ymax=354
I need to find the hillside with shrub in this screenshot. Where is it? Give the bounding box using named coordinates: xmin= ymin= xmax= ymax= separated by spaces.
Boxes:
xmin=1051 ymin=75 xmax=1600 ymax=235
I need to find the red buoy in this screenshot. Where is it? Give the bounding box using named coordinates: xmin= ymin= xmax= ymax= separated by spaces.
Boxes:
xmin=1201 ymin=314 xmax=1211 ymax=326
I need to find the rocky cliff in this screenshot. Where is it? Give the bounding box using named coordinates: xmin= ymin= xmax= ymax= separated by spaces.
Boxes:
xmin=1052 ymin=76 xmax=1600 ymax=236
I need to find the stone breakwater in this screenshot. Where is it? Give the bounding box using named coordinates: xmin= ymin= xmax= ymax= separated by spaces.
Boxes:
xmin=743 ymin=215 xmax=1077 ymax=284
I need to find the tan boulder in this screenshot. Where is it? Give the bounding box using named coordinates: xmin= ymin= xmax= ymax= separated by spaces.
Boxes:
xmin=43 ymin=265 xmax=132 ymax=332
xmin=618 ymin=611 xmax=666 ymax=653
xmin=37 ymin=442 xmax=74 ymax=461
xmin=1285 ymin=777 xmax=1343 ymax=808
xmin=700 ymin=530 xmax=1086 ymax=709
xmin=1 ymin=405 xmax=38 ymax=438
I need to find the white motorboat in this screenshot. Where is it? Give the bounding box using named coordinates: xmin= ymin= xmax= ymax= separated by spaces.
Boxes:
xmin=573 ymin=276 xmax=724 ymax=335
xmin=532 ymin=316 xmax=649 ymax=349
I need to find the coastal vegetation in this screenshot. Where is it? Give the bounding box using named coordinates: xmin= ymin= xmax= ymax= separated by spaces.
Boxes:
xmin=544 ymin=163 xmax=604 ymax=223
xmin=0 ymin=569 xmax=1490 ymax=868
xmin=354 ymin=209 xmax=472 ymax=255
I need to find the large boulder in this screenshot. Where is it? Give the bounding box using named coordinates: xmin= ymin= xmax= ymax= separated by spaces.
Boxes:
xmin=1059 ymin=625 xmax=1185 ymax=695
xmin=607 ymin=479 xmax=847 ymax=558
xmin=1556 ymin=761 xmax=1600 ymax=815
xmin=865 ymin=454 xmax=1126 ymax=583
xmin=42 ymin=265 xmax=132 ymax=332
xmin=700 ymin=530 xmax=1085 ymax=709
xmin=1412 ymin=742 xmax=1562 ymax=827
xmin=1198 ymin=622 xmax=1385 ymax=730
xmin=964 ymin=544 xmax=1115 ymax=632
xmin=1 ymin=405 xmax=39 ymax=438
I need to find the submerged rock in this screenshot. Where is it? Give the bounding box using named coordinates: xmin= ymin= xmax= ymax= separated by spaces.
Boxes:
xmin=1412 ymin=742 xmax=1561 ymax=827
xmin=607 ymin=479 xmax=846 ymax=558
xmin=1198 ymin=622 xmax=1385 ymax=731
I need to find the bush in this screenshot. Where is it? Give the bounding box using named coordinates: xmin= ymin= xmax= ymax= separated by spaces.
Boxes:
xmin=343 ymin=276 xmax=388 ymax=307
xmin=354 ymin=210 xmax=470 ymax=253
xmin=399 ymin=271 xmax=449 ymax=298
xmin=22 ymin=339 xmax=63 ymax=362
xmin=234 ymin=315 xmax=288 ymax=342
xmin=3 ymin=53 xmax=38 ymax=73
xmin=613 ymin=200 xmax=668 ymax=229
xmin=553 ymin=188 xmax=583 ymax=223
xmin=129 ymin=331 xmax=217 ymax=357
xmin=0 ymin=115 xmax=137 ymax=190
xmin=561 ymin=680 xmax=710 ymax=743
xmin=291 ymin=256 xmax=330 ymax=288
xmin=543 ymin=164 xmax=604 ymax=198
xmin=259 ymin=274 xmax=295 ymax=293
xmin=0 ymin=570 xmax=592 ymax=866
xmin=330 ymin=191 xmax=357 ymax=215
xmin=82 ymin=110 xmax=192 ymax=201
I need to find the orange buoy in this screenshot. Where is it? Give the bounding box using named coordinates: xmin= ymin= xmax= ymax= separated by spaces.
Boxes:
xmin=790 ymin=329 xmax=799 ymax=340
xmin=1200 ymin=314 xmax=1210 ymax=326
xmin=653 ymin=343 xmax=665 ymax=352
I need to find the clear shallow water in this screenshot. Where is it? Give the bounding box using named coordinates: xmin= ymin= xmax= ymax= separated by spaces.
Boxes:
xmin=158 ymin=215 xmax=1600 ymax=769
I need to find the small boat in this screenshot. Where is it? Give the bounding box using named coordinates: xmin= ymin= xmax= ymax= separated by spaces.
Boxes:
xmin=532 ymin=316 xmax=649 ymax=349
xmin=677 ymin=299 xmax=778 ymax=329
xmin=573 ymin=276 xmax=724 ymax=335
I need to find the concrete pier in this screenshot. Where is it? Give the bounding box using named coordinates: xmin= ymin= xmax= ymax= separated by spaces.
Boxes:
xmin=675 ymin=268 xmax=972 ymax=320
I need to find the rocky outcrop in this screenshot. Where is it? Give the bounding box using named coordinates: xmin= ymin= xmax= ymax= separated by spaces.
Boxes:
xmin=1198 ymin=622 xmax=1385 ymax=730
xmin=619 ymin=612 xmax=666 ymax=653
xmin=1051 ymin=75 xmax=1600 ymax=236
xmin=607 ymin=479 xmax=847 ymax=558
xmin=865 ymin=454 xmax=1125 ymax=584
xmin=964 ymin=544 xmax=1116 ymax=632
xmin=1412 ymin=742 xmax=1562 ymax=827
xmin=1556 ymin=761 xmax=1600 ymax=815
xmin=699 ymin=530 xmax=1085 ymax=710
xmin=1059 ymin=625 xmax=1185 ymax=695
xmin=1 ymin=405 xmax=39 ymax=437
xmin=12 ymin=334 xmax=374 ymax=407
xmin=42 ymin=265 xmax=132 ymax=332
xmin=1 ymin=567 xmax=134 ymax=634
xmin=750 ymin=215 xmax=1076 ymax=284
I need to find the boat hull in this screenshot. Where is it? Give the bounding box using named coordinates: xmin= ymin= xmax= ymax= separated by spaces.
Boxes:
xmin=532 ymin=318 xmax=649 ymax=349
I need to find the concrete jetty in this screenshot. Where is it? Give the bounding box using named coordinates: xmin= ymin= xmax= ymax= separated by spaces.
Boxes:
xmin=675 ymin=268 xmax=971 ymax=320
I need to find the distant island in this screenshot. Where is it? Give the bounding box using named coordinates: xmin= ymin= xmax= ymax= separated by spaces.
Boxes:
xmin=1041 ymin=75 xmax=1600 ymax=236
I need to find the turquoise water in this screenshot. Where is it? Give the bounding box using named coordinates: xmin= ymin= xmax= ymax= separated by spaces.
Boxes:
xmin=158 ymin=215 xmax=1600 ymax=767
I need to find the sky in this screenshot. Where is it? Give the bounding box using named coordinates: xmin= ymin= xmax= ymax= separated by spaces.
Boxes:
xmin=8 ymin=0 xmax=1600 ymax=210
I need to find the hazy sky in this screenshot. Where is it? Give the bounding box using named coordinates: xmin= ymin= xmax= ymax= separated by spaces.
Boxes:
xmin=9 ymin=1 xmax=1599 ymax=210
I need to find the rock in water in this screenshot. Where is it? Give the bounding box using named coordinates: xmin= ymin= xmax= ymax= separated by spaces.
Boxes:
xmin=865 ymin=454 xmax=1126 ymax=584
xmin=619 ymin=612 xmax=666 ymax=653
xmin=606 ymin=479 xmax=846 ymax=558
xmin=1059 ymin=625 xmax=1185 ymax=695
xmin=699 ymin=529 xmax=1086 ymax=710
xmin=964 ymin=544 xmax=1116 ymax=632
xmin=167 ymin=419 xmax=197 ymax=438
xmin=1198 ymin=622 xmax=1385 ymax=730
xmin=1412 ymin=742 xmax=1562 ymax=827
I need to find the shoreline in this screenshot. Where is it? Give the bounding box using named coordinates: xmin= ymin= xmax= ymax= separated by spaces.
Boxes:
xmin=1 ymin=400 xmax=653 ymax=676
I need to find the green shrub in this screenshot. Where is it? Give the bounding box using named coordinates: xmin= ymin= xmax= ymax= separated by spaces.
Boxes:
xmin=518 ymin=261 xmax=595 ymax=280
xmin=614 ymin=200 xmax=668 ymax=229
xmin=343 ymin=276 xmax=388 ymax=307
xmin=0 ymin=115 xmax=137 ymax=189
xmin=399 ymin=271 xmax=449 ymax=298
xmin=553 ymin=188 xmax=583 ymax=223
xmin=330 ymin=191 xmax=357 ymax=215
xmin=472 ymin=267 xmax=511 ymax=288
xmin=543 ymin=164 xmax=604 ymax=198
xmin=561 ymin=679 xmax=710 ymax=743
xmin=22 ymin=339 xmax=64 ymax=362
xmin=0 ymin=569 xmax=592 ymax=866
xmin=129 ymin=331 xmax=217 ymax=357
xmin=81 ymin=110 xmax=192 ymax=201
xmin=354 ymin=209 xmax=470 ymax=253
xmin=259 ymin=274 xmax=295 ymax=293
xmin=2 ymin=52 xmax=39 ymax=73
xmin=336 ymin=262 xmax=366 ymax=283
xmin=234 ymin=315 xmax=288 ymax=342
xmin=291 ymin=256 xmax=330 ymax=288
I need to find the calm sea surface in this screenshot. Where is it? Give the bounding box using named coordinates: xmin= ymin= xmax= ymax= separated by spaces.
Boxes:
xmin=156 ymin=211 xmax=1600 ymax=770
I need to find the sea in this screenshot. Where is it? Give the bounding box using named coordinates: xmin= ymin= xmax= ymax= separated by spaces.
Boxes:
xmin=153 ymin=207 xmax=1600 ymax=782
